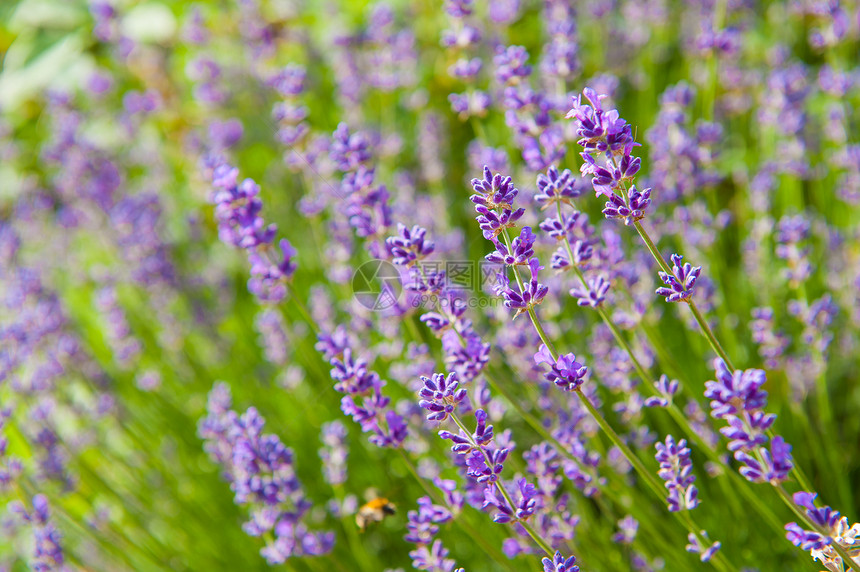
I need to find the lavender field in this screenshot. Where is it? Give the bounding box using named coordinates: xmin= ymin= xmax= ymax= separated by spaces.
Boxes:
xmin=1 ymin=0 xmax=859 ymax=570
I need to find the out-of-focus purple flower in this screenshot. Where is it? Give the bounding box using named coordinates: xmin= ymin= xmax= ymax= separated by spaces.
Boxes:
xmin=449 ymin=91 xmax=492 ymax=119
xmin=199 ymin=384 xmax=333 ymax=563
xmin=386 ymin=223 xmax=435 ymax=266
xmin=570 ymin=275 xmax=610 ymax=308
xmin=254 ymin=309 xmax=288 ymax=365
xmin=9 ymin=494 xmax=66 ymax=571
xmin=494 ymin=45 xmax=532 ymax=85
xmin=418 ymin=373 xmax=467 ymax=422
xmin=644 ymin=375 xmax=679 ymax=408
xmin=405 ymin=496 xmax=452 ymax=545
xmin=655 ymin=254 xmax=701 ymax=303
xmin=319 ymin=421 xmax=348 ymax=486
xmin=409 ymin=539 xmax=456 ymax=572
xmin=655 ymin=435 xmax=699 ymax=512
xmin=686 ymin=531 xmax=721 ymax=562
xmin=247 ymin=239 xmax=298 ymax=303
xmin=613 ymin=515 xmax=638 ymax=544
xmin=534 ymin=344 xmax=588 ymax=391
xmin=211 ymin=163 xmax=276 ymax=247
xmin=330 ymin=123 xmax=371 ymax=172
xmin=542 ymin=551 xmax=580 ymax=572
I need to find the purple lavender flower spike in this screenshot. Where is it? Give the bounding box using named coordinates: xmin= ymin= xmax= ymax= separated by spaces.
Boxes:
xmin=199 ymin=385 xmax=333 ymax=562
xmin=735 ymin=436 xmax=793 ymax=484
xmin=409 ymin=539 xmax=456 ymax=572
xmin=495 ymin=258 xmax=549 ymax=318
xmin=386 ymin=223 xmax=435 ymax=266
xmin=418 ymin=372 xmax=468 ymax=422
xmin=704 ymin=360 xmax=769 ymax=418
xmin=9 ymin=494 xmax=66 ymax=570
xmin=784 ymin=491 xmax=860 ymax=570
xmin=535 ymin=166 xmax=583 ymax=208
xmin=644 ymin=375 xmax=679 ymax=408
xmin=493 ymin=45 xmax=532 ymax=85
xmin=542 ymin=551 xmax=580 ymax=572
xmin=655 ymin=254 xmax=701 ymax=303
xmin=686 ymin=531 xmax=721 ymax=562
xmin=613 ymin=515 xmax=639 ymax=544
xmin=485 ymin=226 xmax=535 ymax=266
xmin=567 ymin=87 xmax=637 ymax=155
xmin=570 ymin=275 xmax=610 ymax=308
xmin=655 ymin=435 xmax=699 ymax=512
xmin=405 ymin=496 xmax=452 ymax=545
xmin=470 ymin=166 xmax=520 ymax=209
xmin=534 ymin=344 xmax=588 ymax=391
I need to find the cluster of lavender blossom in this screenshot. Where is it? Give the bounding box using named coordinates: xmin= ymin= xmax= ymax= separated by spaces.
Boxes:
xmin=3 ymin=0 xmax=860 ymax=571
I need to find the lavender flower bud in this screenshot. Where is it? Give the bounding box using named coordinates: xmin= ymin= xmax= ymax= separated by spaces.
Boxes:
xmin=535 ymin=166 xmax=583 ymax=208
xmin=655 ymin=254 xmax=701 ymax=303
xmin=485 ymin=227 xmax=535 ymax=266
xmin=533 ymin=344 xmax=588 ymax=391
xmin=644 ymin=375 xmax=679 ymax=408
xmin=704 ymin=360 xmax=769 ymax=419
xmin=418 ymin=373 xmax=467 ymax=422
xmin=386 ymin=223 xmax=435 ymax=266
xmin=542 ymin=551 xmax=580 ymax=572
xmin=686 ymin=531 xmax=721 ymax=562
xmin=655 ymin=435 xmax=699 ymax=512
xmin=570 ymin=275 xmax=610 ymax=308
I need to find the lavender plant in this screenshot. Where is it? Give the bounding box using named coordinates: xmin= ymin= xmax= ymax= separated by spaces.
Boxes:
xmin=1 ymin=1 xmax=860 ymax=571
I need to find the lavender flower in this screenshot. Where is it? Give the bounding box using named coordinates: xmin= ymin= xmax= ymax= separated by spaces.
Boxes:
xmin=784 ymin=492 xmax=860 ymax=572
xmin=495 ymin=258 xmax=549 ymax=318
xmin=9 ymin=494 xmax=66 ymax=571
xmin=602 ymin=184 xmax=651 ymax=225
xmin=655 ymin=254 xmax=701 ymax=303
xmin=319 ymin=421 xmax=348 ymax=486
xmin=199 ymin=384 xmax=334 ymax=563
xmin=485 ymin=227 xmax=535 ymax=266
xmin=418 ymin=373 xmax=467 ymax=422
xmin=654 ymin=435 xmax=699 ymax=512
xmin=535 ymin=166 xmax=583 ymax=208
xmin=405 ymin=496 xmax=452 ymax=545
xmin=642 ymin=375 xmax=679 ymax=408
xmin=386 ymin=223 xmax=435 ymax=266
xmin=705 ymin=360 xmax=793 ymax=484
xmin=567 ymin=88 xmax=655 ymax=225
xmin=569 ymin=275 xmax=610 ymax=308
xmin=493 ymin=45 xmax=532 ymax=85
xmin=686 ymin=531 xmax=722 ymax=562
xmin=533 ymin=344 xmax=588 ymax=391
xmin=704 ymin=360 xmax=768 ymax=418
xmin=542 ymin=551 xmax=580 ymax=572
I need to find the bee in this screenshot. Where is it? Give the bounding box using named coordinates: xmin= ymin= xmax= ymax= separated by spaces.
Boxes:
xmin=355 ymin=496 xmax=396 ymax=532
